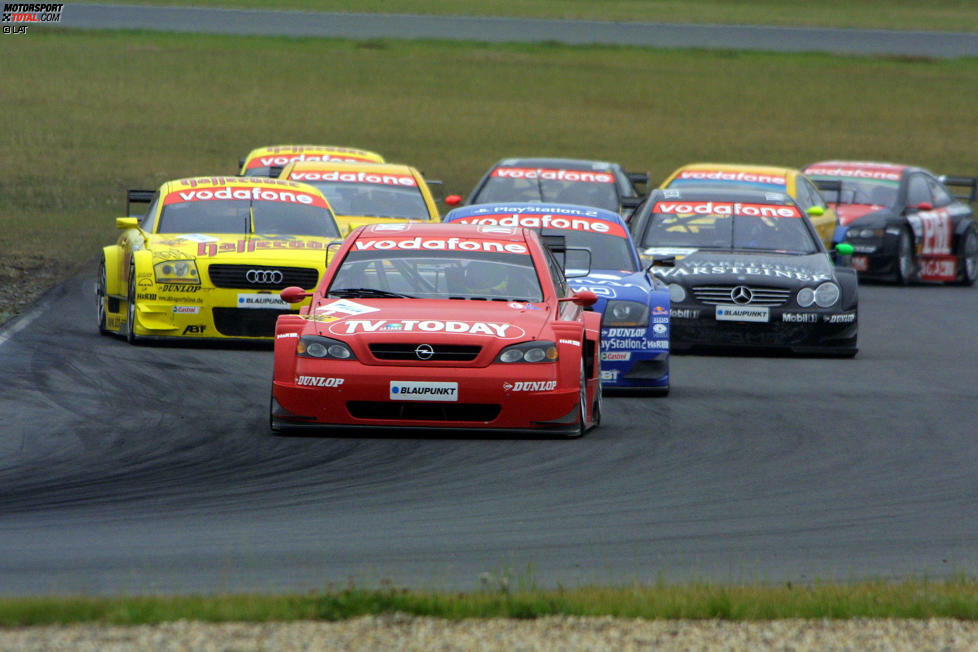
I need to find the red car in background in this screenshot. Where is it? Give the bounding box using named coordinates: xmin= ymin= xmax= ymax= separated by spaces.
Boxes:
xmin=270 ymin=222 xmax=602 ymax=437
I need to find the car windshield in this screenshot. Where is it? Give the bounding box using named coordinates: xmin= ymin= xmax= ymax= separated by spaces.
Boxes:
xmin=643 ymin=211 xmax=819 ymax=254
xmin=815 ymin=179 xmax=898 ymax=207
xmin=328 ymin=250 xmax=544 ymax=302
xmin=305 ymin=182 xmax=430 ymax=219
xmin=157 ymin=199 xmax=340 ymax=237
xmin=540 ymin=229 xmax=638 ymax=272
xmin=475 ymin=176 xmax=619 ymax=212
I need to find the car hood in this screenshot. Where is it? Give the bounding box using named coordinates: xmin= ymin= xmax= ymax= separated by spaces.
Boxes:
xmin=649 ymin=251 xmax=836 ymax=287
xmin=306 ymin=298 xmax=554 ymax=344
xmin=146 ymin=233 xmax=335 ymax=264
xmin=569 ymin=269 xmax=660 ymax=305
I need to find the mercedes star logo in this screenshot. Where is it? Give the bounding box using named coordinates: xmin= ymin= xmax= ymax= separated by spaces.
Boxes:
xmin=730 ymin=286 xmax=753 ymax=304
xmin=414 ymin=344 xmax=435 ymax=360
xmin=246 ymin=269 xmax=284 ymax=284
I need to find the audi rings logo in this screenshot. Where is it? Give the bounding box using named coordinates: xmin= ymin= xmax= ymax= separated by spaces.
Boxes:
xmin=414 ymin=344 xmax=435 ymax=360
xmin=246 ymin=269 xmax=284 ymax=284
xmin=730 ymin=286 xmax=753 ymax=304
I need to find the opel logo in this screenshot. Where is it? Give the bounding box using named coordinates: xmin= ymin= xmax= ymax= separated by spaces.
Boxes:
xmin=414 ymin=344 xmax=435 ymax=360
xmin=246 ymin=269 xmax=284 ymax=284
xmin=730 ymin=286 xmax=753 ymax=304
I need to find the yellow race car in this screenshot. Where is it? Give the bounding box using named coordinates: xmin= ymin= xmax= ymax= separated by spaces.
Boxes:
xmin=277 ymin=160 xmax=441 ymax=234
xmin=238 ymin=144 xmax=385 ymax=177
xmin=660 ymin=163 xmax=839 ymax=249
xmin=97 ymin=176 xmax=342 ymax=343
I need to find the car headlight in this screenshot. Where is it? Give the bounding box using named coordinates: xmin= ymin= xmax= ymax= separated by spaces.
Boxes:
xmin=602 ymin=300 xmax=649 ymax=327
xmin=497 ymin=341 xmax=558 ymax=363
xmin=797 ymin=287 xmax=815 ymax=307
xmin=846 ymin=228 xmax=884 ymax=240
xmin=297 ymin=335 xmax=356 ymax=360
xmin=814 ymin=282 xmax=840 ymax=308
xmin=154 ymin=259 xmax=200 ymax=284
xmin=668 ymin=283 xmax=686 ymax=303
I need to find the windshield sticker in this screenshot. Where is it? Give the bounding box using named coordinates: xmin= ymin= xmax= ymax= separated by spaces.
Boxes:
xmin=166 ymin=186 xmax=328 ymax=208
xmin=804 ymin=164 xmax=901 ymax=181
xmin=673 ymin=170 xmax=787 ymax=186
xmin=491 ymin=167 xmax=615 ymax=183
xmin=454 ymin=213 xmax=625 ymax=237
xmin=315 ymin=299 xmax=380 ymax=316
xmin=354 ymin=237 xmax=528 ymax=254
xmin=653 ymin=201 xmax=801 ymax=218
xmin=290 ymin=171 xmax=417 ymax=187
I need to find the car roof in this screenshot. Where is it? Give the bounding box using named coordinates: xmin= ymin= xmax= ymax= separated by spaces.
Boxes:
xmin=445 ymin=202 xmax=625 ymax=225
xmin=493 ymin=157 xmax=618 ymax=171
xmin=282 ymin=161 xmax=420 ymax=176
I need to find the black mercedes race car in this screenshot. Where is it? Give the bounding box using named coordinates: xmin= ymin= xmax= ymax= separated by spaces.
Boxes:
xmin=445 ymin=157 xmax=648 ymax=217
xmin=803 ymin=161 xmax=978 ymax=286
xmin=629 ymin=188 xmax=858 ymax=356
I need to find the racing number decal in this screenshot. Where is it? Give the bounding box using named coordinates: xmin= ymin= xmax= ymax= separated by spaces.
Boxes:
xmin=917 ymin=210 xmax=952 ymax=255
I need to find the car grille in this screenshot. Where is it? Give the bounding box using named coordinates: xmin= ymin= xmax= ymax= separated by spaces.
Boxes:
xmin=691 ymin=285 xmax=792 ymax=306
xmin=208 ymin=264 xmax=319 ymax=290
xmin=212 ymin=307 xmax=290 ymax=337
xmin=347 ymin=402 xmax=501 ymax=422
xmin=368 ymin=343 xmax=482 ymax=362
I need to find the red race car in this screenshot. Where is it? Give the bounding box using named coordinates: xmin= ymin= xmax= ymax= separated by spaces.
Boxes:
xmin=270 ymin=222 xmax=602 ymax=437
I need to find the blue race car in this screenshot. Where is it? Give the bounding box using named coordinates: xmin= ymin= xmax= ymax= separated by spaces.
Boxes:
xmin=444 ymin=202 xmax=670 ymax=393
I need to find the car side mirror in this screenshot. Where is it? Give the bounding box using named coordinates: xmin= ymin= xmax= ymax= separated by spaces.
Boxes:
xmin=564 ymin=290 xmax=598 ymax=307
xmin=280 ymin=286 xmax=312 ymax=304
xmin=915 ymin=201 xmax=934 ymax=211
xmin=444 ymin=194 xmax=462 ymax=206
xmin=116 ymin=217 xmax=139 ymax=230
xmin=806 ymin=205 xmax=825 ymax=217
xmin=650 ymin=254 xmax=676 ymax=268
xmin=835 ymin=243 xmax=854 ymax=256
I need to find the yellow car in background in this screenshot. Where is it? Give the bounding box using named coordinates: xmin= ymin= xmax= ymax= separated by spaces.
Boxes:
xmin=660 ymin=163 xmax=839 ymax=249
xmin=278 ymin=160 xmax=441 ymax=234
xmin=97 ymin=176 xmax=342 ymax=343
xmin=238 ymin=144 xmax=385 ymax=176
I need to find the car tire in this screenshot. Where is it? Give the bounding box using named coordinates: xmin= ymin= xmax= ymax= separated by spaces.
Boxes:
xmin=96 ymin=258 xmax=109 ymax=335
xmin=591 ymin=372 xmax=603 ymax=429
xmin=564 ymin=359 xmax=588 ymax=439
xmin=894 ymin=227 xmax=915 ymax=285
xmin=955 ymin=225 xmax=978 ymax=286
xmin=126 ymin=262 xmax=140 ymax=345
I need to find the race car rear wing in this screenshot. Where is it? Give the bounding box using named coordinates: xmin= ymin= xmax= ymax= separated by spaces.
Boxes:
xmin=627 ymin=171 xmax=650 ymax=192
xmin=939 ymin=175 xmax=978 ymax=203
xmin=126 ymin=189 xmax=155 ymax=217
xmin=812 ymin=179 xmax=843 ymax=204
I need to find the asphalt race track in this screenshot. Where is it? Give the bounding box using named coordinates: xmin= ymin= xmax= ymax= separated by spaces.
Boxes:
xmin=0 ymin=272 xmax=975 ymax=596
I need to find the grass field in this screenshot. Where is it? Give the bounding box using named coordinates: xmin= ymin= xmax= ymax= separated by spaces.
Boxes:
xmin=2 ymin=578 xmax=976 ymax=624
xmin=77 ymin=0 xmax=978 ymax=32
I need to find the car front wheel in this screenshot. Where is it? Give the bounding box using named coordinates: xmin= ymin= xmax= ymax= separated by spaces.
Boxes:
xmin=956 ymin=226 xmax=978 ymax=286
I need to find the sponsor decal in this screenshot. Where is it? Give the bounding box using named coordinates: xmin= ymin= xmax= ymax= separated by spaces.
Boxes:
xmin=851 ymin=245 xmax=877 ymax=254
xmin=653 ymin=201 xmax=800 ymax=218
xmin=508 ymin=302 xmax=526 ymax=309
xmin=782 ymin=312 xmax=819 ymax=323
xmin=716 ymin=306 xmax=770 ymax=322
xmin=674 ymin=170 xmax=786 ymax=187
xmin=180 ymin=177 xmax=308 ymax=189
xmin=918 ymin=255 xmax=957 ymax=282
xmin=491 ymin=167 xmax=615 ymax=183
xmin=165 ymin=185 xmax=327 ymax=208
xmin=296 ymin=376 xmax=345 ymax=387
xmin=390 ymin=381 xmax=459 ymax=402
xmin=601 ymin=369 xmax=620 ymax=381
xmin=656 ymin=261 xmax=831 ymax=283
xmin=160 ymin=296 xmax=203 ymax=304
xmin=354 ymin=237 xmax=527 ymax=254
xmin=196 ymin=238 xmax=326 ymax=257
xmin=247 ymin=149 xmax=378 ymax=169
xmin=601 ymin=351 xmax=631 ymax=361
xmin=331 ymin=319 xmax=525 ymax=339
xmin=908 ymin=209 xmax=952 ymax=256
xmin=503 ymin=380 xmax=558 ymax=392
xmin=576 ymin=285 xmax=616 ymax=298
xmin=454 ymin=213 xmax=624 ymax=238
xmin=823 ymin=313 xmax=857 ymax=324
xmin=238 ymin=293 xmax=289 ymax=309
xmin=851 ymin=255 xmax=869 ymax=271
xmin=136 ymin=293 xmax=157 ymax=301
xmin=605 ymin=338 xmax=669 ymax=350
xmin=671 ymin=308 xmax=700 ymax=319
xmin=804 ymin=164 xmax=901 ymax=181
xmin=182 ymin=324 xmax=207 ymax=334
xmin=290 ymin=170 xmax=417 ymax=187
xmin=605 ymin=327 xmax=645 ymax=338
xmin=316 ymin=299 xmax=380 ymax=316
xmin=277 ymin=332 xmax=299 ymax=339
xmin=652 ymin=316 xmax=669 ymax=324
xmin=159 ymin=284 xmax=202 ymax=292
xmin=559 ymin=339 xmax=581 ymax=346
xmin=372 ymin=223 xmax=410 ymax=231
xmin=652 ymin=323 xmax=668 ymax=335
xmin=175 ymin=234 xmax=220 ymax=243
xmin=172 ymin=305 xmax=200 ymax=314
